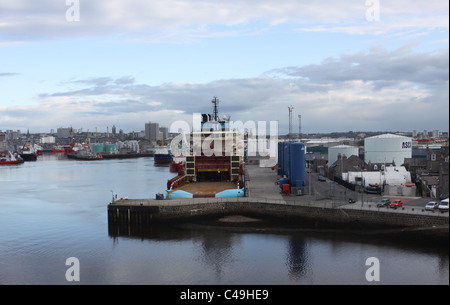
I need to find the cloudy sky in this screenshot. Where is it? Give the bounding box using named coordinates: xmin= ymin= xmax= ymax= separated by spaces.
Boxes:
xmin=0 ymin=0 xmax=448 ymax=134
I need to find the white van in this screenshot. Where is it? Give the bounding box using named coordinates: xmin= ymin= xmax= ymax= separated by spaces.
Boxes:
xmin=438 ymin=198 xmax=449 ymax=213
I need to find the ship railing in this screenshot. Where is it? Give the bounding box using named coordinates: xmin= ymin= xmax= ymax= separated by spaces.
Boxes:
xmin=168 ymin=174 xmax=186 ymax=190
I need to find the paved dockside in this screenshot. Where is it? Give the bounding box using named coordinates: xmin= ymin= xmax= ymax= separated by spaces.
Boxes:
xmin=108 ymin=163 xmax=448 ymax=233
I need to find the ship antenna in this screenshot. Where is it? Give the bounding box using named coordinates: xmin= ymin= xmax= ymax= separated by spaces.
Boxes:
xmin=212 ymin=96 xmax=219 ymax=121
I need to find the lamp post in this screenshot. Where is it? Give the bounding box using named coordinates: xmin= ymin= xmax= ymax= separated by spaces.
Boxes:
xmin=360 ymin=166 xmax=364 ymax=207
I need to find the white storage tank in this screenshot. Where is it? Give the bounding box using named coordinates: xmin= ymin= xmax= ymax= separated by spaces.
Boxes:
xmin=364 ymin=134 xmax=412 ymax=165
xmin=328 ymin=145 xmax=359 ymax=166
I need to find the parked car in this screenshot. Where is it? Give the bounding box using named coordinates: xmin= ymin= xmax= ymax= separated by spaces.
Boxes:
xmin=376 ymin=198 xmax=391 ymax=207
xmin=438 ymin=198 xmax=449 ymax=213
xmin=425 ymin=201 xmax=439 ymax=211
xmin=439 ymin=194 xmax=449 ymax=201
xmin=318 ymin=176 xmax=326 ymax=182
xmin=389 ymin=200 xmax=403 ymax=209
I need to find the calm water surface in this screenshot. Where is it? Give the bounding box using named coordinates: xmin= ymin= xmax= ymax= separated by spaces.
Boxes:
xmin=0 ymin=154 xmax=448 ymax=285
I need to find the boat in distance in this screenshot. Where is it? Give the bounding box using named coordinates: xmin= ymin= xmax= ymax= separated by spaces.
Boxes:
xmin=19 ymin=144 xmax=37 ymax=161
xmin=0 ymin=151 xmax=20 ymax=165
xmin=154 ymin=147 xmax=173 ymax=165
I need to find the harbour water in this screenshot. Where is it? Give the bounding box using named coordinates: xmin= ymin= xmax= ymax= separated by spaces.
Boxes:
xmin=0 ymin=154 xmax=448 ymax=285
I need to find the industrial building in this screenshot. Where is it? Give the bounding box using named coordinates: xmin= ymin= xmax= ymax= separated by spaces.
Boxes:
xmin=328 ymin=145 xmax=359 ymax=166
xmin=364 ymin=133 xmax=412 ymax=165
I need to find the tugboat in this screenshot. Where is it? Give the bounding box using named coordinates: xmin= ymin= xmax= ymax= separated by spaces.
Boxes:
xmin=166 ymin=97 xmax=245 ymax=199
xmin=19 ymin=144 xmax=37 ymax=161
xmin=0 ymin=151 xmax=19 ymax=165
xmin=52 ymin=146 xmax=66 ymax=153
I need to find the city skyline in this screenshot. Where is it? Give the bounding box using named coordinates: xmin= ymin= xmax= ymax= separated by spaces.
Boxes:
xmin=0 ymin=1 xmax=448 ymax=134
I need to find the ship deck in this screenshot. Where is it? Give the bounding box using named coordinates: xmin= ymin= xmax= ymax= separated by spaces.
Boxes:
xmin=177 ymin=181 xmax=239 ymax=198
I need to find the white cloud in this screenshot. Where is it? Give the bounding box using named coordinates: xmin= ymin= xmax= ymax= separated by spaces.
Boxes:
xmin=0 ymin=0 xmax=447 ymax=43
xmin=1 ymin=41 xmax=448 ymax=134
xmin=0 ymin=1 xmax=447 ymax=134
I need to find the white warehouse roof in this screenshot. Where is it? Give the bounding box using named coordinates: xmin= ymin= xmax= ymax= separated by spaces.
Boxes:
xmin=367 ymin=133 xmax=410 ymax=139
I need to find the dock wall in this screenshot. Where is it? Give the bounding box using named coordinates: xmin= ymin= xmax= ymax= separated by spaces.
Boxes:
xmin=108 ymin=199 xmax=449 ymax=230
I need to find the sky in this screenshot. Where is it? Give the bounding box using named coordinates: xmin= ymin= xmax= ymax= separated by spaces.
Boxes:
xmin=0 ymin=0 xmax=448 ymax=135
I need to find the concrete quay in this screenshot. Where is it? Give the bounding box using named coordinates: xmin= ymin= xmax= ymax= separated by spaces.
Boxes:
xmin=108 ymin=164 xmax=448 ymax=238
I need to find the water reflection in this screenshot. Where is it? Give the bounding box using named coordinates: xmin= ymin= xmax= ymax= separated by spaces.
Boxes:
xmin=107 ymin=222 xmax=448 ymax=285
xmin=286 ymin=236 xmax=309 ymax=283
xmin=198 ymin=232 xmax=239 ymax=281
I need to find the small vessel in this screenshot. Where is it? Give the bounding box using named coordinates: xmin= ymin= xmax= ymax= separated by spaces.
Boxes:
xmin=154 ymin=147 xmax=173 ymax=165
xmin=65 ymin=142 xmax=84 ymax=154
xmin=52 ymin=146 xmax=66 ymax=153
xmin=364 ymin=183 xmax=382 ymax=194
xmin=20 ymin=144 xmax=37 ymax=161
xmin=0 ymin=151 xmax=19 ymax=165
xmin=67 ymin=150 xmax=103 ymax=161
xmin=34 ymin=144 xmax=44 ymax=155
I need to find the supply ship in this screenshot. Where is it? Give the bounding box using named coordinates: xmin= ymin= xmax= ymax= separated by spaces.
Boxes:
xmin=154 ymin=146 xmax=173 ymax=165
xmin=165 ymin=97 xmax=245 ymax=199
xmin=19 ymin=144 xmax=37 ymax=161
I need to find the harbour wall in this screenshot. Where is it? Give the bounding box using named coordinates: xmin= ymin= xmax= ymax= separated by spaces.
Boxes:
xmin=108 ymin=198 xmax=449 ymax=231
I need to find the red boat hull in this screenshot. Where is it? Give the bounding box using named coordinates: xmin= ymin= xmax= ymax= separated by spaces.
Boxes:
xmin=0 ymin=160 xmax=19 ymax=165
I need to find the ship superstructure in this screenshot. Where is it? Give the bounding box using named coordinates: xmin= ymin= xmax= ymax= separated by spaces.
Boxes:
xmin=166 ymin=97 xmax=245 ymax=198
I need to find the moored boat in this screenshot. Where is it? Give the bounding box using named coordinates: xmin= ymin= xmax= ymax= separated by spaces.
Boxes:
xmin=52 ymin=146 xmax=66 ymax=153
xmin=0 ymin=151 xmax=19 ymax=165
xmin=67 ymin=150 xmax=103 ymax=161
xmin=20 ymin=144 xmax=37 ymax=161
xmin=34 ymin=144 xmax=44 ymax=155
xmin=165 ymin=97 xmax=245 ymax=199
xmin=154 ymin=147 xmax=173 ymax=165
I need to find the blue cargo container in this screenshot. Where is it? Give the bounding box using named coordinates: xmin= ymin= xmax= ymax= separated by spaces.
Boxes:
xmin=289 ymin=142 xmax=306 ymax=187
xmin=283 ymin=142 xmax=290 ymax=177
